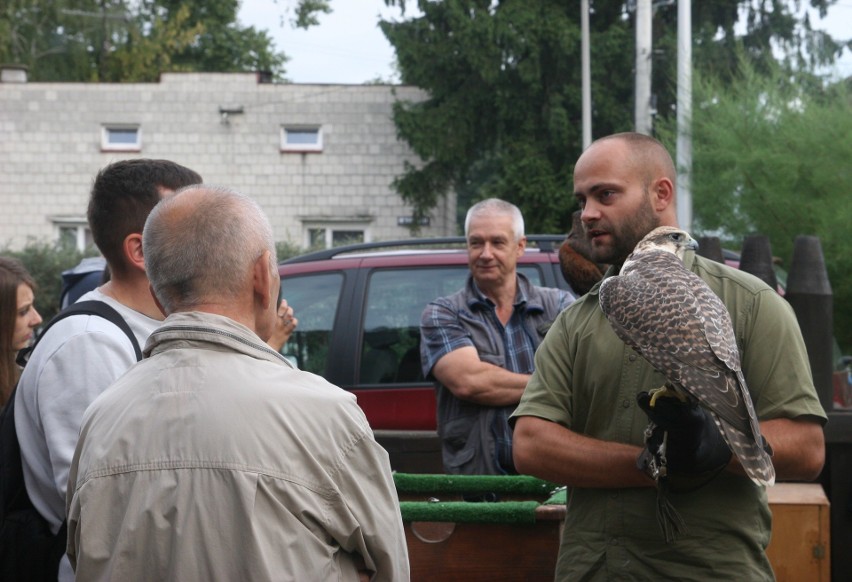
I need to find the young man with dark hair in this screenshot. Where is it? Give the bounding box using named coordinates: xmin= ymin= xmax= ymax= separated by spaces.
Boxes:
xmin=15 ymin=159 xmax=202 ymax=582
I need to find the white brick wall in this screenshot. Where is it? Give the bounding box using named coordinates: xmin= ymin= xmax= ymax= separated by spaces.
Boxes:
xmin=0 ymin=72 xmax=457 ymax=250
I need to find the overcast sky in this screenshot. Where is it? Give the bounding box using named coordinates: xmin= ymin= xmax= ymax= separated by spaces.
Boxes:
xmin=237 ymin=1 xmax=851 ymax=84
xmin=237 ymin=1 xmax=406 ymax=84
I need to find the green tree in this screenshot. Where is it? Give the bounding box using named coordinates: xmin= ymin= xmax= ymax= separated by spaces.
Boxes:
xmin=650 ymin=0 xmax=846 ymax=123
xmin=0 ymin=0 xmax=108 ymax=81
xmin=0 ymin=0 xmax=333 ymax=82
xmin=145 ymin=0 xmax=287 ymax=81
xmin=381 ymin=0 xmax=633 ymax=234
xmin=104 ymin=5 xmax=204 ymax=82
xmin=379 ymin=0 xmax=845 ymax=234
xmin=657 ymin=59 xmax=852 ymax=353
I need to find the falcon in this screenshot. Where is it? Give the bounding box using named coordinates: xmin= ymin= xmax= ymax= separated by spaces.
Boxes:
xmin=599 ymin=226 xmax=775 ymax=487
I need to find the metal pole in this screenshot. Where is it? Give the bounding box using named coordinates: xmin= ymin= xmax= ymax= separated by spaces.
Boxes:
xmin=581 ymin=0 xmax=592 ymax=149
xmin=676 ymin=0 xmax=692 ymax=232
xmin=635 ymin=0 xmax=652 ymax=135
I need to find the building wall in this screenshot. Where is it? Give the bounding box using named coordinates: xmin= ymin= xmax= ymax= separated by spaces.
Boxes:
xmin=0 ymin=71 xmax=456 ymax=251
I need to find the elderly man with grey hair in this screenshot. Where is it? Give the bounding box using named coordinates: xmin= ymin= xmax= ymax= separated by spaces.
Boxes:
xmin=420 ymin=198 xmax=575 ymax=476
xmin=66 ymin=186 xmax=410 ymax=582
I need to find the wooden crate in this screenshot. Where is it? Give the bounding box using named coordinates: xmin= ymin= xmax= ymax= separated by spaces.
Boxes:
xmin=767 ymin=483 xmax=831 ymax=582
xmin=401 ymin=480 xmax=830 ymax=581
xmin=405 ymin=505 xmax=564 ymax=581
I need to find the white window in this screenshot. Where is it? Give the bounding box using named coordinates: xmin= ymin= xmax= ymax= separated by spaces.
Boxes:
xmin=305 ymin=224 xmax=368 ymax=249
xmin=101 ymin=125 xmax=141 ymax=152
xmin=281 ymin=125 xmax=322 ymax=152
xmin=53 ymin=218 xmax=93 ymax=251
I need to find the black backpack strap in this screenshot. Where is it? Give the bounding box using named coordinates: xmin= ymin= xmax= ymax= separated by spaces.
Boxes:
xmin=17 ymin=300 xmax=143 ymax=368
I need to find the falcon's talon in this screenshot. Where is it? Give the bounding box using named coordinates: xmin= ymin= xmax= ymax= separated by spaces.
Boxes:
xmin=648 ymin=385 xmax=687 ymax=407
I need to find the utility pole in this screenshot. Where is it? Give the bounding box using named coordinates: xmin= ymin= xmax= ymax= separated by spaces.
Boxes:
xmin=634 ymin=0 xmax=653 ymax=135
xmin=676 ymin=0 xmax=692 ymax=232
xmin=581 ymin=0 xmax=592 ymax=149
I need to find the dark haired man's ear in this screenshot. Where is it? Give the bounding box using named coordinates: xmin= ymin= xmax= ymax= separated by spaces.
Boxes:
xmin=124 ymin=233 xmax=146 ymax=273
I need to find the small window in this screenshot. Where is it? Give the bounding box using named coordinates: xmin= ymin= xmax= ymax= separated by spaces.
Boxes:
xmin=332 ymin=230 xmax=363 ymax=247
xmin=306 ymin=225 xmax=367 ymax=249
xmin=517 ymin=264 xmax=546 ymax=286
xmin=279 ymin=272 xmax=344 ymax=376
xmin=308 ymin=228 xmax=326 ymax=248
xmin=101 ymin=125 xmax=141 ymax=152
xmin=53 ymin=218 xmax=94 ymax=252
xmin=358 ymin=267 xmax=471 ymax=385
xmin=281 ymin=126 xmax=322 ymax=152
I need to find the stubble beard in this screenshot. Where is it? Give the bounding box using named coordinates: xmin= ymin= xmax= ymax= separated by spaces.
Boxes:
xmin=588 ymin=194 xmax=660 ymax=266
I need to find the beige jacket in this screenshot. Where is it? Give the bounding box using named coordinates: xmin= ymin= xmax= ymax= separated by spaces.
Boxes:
xmin=67 ymin=311 xmax=410 ymax=581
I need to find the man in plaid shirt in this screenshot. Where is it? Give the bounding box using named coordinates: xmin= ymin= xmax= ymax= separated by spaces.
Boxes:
xmin=420 ymin=199 xmax=574 ymax=476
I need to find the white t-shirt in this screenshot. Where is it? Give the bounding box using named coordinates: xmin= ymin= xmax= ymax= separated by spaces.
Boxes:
xmin=15 ymin=288 xmax=160 ymax=581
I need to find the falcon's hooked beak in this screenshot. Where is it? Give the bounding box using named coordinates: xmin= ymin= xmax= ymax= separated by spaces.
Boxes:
xmin=663 ymin=229 xmax=698 ymax=262
xmin=665 ymin=229 xmax=698 ymax=254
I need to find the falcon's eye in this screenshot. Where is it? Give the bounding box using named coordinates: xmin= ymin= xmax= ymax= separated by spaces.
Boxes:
xmin=670 ymin=233 xmax=682 ymax=242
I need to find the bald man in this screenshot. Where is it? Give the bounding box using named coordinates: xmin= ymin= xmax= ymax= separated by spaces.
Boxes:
xmin=511 ymin=133 xmax=825 ymax=580
xmin=66 ymin=186 xmax=409 ymax=582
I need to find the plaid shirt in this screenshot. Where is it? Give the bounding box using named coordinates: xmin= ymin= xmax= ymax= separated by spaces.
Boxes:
xmin=420 ymin=274 xmax=574 ymax=474
xmin=420 ymin=279 xmax=572 ymax=377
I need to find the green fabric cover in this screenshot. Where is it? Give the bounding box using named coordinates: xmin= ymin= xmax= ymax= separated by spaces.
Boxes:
xmin=394 ymin=474 xmax=567 ymax=524
xmin=543 ymin=486 xmax=567 ymax=505
xmin=399 ymin=501 xmax=540 ymax=525
xmin=393 ymin=473 xmax=558 ymax=496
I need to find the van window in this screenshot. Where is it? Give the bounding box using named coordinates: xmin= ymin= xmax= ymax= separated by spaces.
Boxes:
xmin=358 ymin=265 xmax=546 ymax=384
xmin=280 ymin=272 xmax=343 ymax=375
xmin=518 ymin=265 xmax=545 ymax=285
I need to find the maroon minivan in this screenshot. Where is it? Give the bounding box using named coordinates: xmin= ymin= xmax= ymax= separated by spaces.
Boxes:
xmin=277 ymin=236 xmax=569 ymax=471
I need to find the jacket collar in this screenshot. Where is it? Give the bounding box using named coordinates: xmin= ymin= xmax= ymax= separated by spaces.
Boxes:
xmin=144 ymin=311 xmax=294 ymax=368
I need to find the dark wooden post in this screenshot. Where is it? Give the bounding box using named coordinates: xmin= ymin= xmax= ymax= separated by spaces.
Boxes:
xmin=696 ymin=236 xmax=725 ymax=264
xmin=786 ymin=236 xmax=847 ymax=581
xmin=738 ymin=234 xmax=778 ymax=291
xmin=785 ymin=235 xmax=834 ymax=411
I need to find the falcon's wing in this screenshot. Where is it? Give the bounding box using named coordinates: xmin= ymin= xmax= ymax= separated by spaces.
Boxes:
xmin=599 ymin=252 xmax=751 ymax=436
xmin=600 ymin=235 xmax=773 ymax=486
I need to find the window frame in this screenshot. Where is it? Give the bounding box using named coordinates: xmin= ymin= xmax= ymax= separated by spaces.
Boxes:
xmin=101 ymin=124 xmax=142 ymax=152
xmin=304 ymin=223 xmax=370 ymax=249
xmin=280 ymin=125 xmax=323 ymax=153
xmin=278 ymin=271 xmax=346 ymax=377
xmin=52 ymin=217 xmax=93 ymax=252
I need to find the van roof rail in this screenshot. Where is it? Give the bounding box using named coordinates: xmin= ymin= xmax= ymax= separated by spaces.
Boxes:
xmin=280 ymin=235 xmax=566 ymax=265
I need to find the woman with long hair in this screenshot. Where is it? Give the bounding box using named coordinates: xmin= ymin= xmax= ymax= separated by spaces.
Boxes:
xmin=0 ymin=256 xmax=43 ymax=407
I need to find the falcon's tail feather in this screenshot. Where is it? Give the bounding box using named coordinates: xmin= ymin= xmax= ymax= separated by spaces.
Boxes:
xmin=713 ymin=415 xmax=776 ymax=486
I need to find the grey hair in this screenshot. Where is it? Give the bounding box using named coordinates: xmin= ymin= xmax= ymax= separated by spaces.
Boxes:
xmin=143 ymin=185 xmax=276 ymax=314
xmin=464 ymin=198 xmax=525 ymax=241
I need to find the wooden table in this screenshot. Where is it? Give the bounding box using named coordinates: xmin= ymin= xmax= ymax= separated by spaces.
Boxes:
xmin=398 ymin=476 xmax=830 ymax=581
